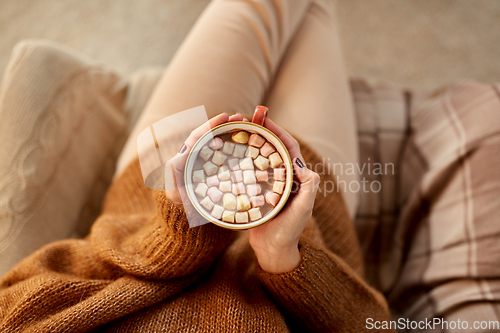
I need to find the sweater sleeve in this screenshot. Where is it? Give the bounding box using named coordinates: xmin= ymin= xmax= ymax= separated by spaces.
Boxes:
xmin=257 ymin=239 xmax=394 ymax=333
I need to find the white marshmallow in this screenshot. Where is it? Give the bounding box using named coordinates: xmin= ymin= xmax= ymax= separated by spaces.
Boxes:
xmin=200 ymin=196 xmax=214 ymax=211
xmin=207 ymin=187 xmax=223 ymax=203
xmin=219 ymin=180 xmax=232 ymax=192
xmin=208 ymin=137 xmax=224 ymax=150
xmin=231 ymin=170 xmax=243 ymax=183
xmin=199 ymin=146 xmax=214 ymax=161
xmin=203 ymin=161 xmax=218 ymax=176
xmin=246 ymin=184 xmax=261 ymax=197
xmin=192 ymin=170 xmax=205 ymax=183
xmin=211 ymin=205 xmax=224 ymax=219
xmin=222 ymin=142 xmax=235 ymax=155
xmin=195 ymin=183 xmax=208 ymax=198
xmin=206 ymin=175 xmax=220 ymax=187
xmin=232 ymin=182 xmax=246 ymax=195
xmin=245 ymin=146 xmax=259 ymax=159
xmin=218 ymin=166 xmax=231 ymax=181
xmin=235 ymin=212 xmax=249 ymax=223
xmin=233 ymin=144 xmax=247 ymax=158
xmin=243 ymin=170 xmax=256 ymax=184
xmin=239 ymin=157 xmax=254 ymax=170
xmin=227 ymin=158 xmax=240 ymax=171
xmin=212 ymin=151 xmax=227 ymax=165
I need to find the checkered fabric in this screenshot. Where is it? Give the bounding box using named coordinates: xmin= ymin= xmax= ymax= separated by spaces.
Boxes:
xmin=352 ymin=79 xmax=500 ymax=332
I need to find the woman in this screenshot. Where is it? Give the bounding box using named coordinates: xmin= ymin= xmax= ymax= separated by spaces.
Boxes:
xmin=0 ymin=0 xmax=393 ymax=331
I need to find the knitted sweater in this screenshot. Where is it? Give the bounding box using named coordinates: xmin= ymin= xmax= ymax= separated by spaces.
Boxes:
xmin=0 ymin=144 xmax=392 ymax=332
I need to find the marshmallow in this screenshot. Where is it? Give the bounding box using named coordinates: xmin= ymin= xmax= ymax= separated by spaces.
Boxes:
xmin=232 ymin=131 xmax=249 ymax=144
xmin=231 ymin=170 xmax=243 ymax=183
xmin=232 ymin=144 xmax=247 ymax=158
xmin=273 ymin=181 xmax=285 ymax=194
xmin=246 ymin=184 xmax=262 ymax=197
xmin=218 ymin=166 xmax=231 ymax=181
xmin=269 ymin=152 xmax=283 ymax=168
xmin=222 ymin=142 xmax=235 ymax=155
xmin=212 ymin=151 xmax=227 ymax=165
xmin=200 ymin=196 xmax=214 ymax=211
xmin=248 ymin=133 xmax=265 ymax=148
xmin=239 ymin=157 xmax=254 ymax=170
xmin=206 ymin=175 xmax=219 ymax=188
xmin=208 ymin=137 xmax=224 ymax=150
xmin=245 ymin=146 xmax=259 ymax=159
xmin=195 ymin=183 xmax=208 ymax=198
xmin=243 ymin=170 xmax=256 ymax=184
xmin=222 ymin=210 xmax=235 ymax=223
xmin=237 ymin=194 xmax=251 ymax=211
xmin=260 ymin=142 xmax=276 ymax=157
xmin=203 ymin=161 xmax=218 ymax=176
xmin=211 ymin=205 xmax=224 ymax=219
xmin=273 ymin=168 xmax=286 ymax=181
xmin=254 ymin=156 xmax=269 ymax=171
xmin=248 ymin=208 xmax=262 ymax=221
xmin=219 ymin=180 xmax=232 ymax=192
xmin=232 ymin=182 xmax=246 ymax=195
xmin=199 ymin=146 xmax=213 ymax=161
xmin=255 ymin=170 xmax=268 ymax=182
xmin=235 ymin=212 xmax=249 ymax=223
xmin=265 ymin=191 xmax=280 ymax=207
xmin=207 ymin=187 xmax=223 ymax=203
xmin=250 ymin=195 xmax=265 ymax=208
xmin=223 ymin=193 xmax=237 ymax=210
xmin=192 ymin=170 xmax=205 ymax=183
xmin=227 ymin=158 xmax=240 ymax=171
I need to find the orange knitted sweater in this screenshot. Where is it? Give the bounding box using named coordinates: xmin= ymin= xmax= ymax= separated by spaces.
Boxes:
xmin=0 ymin=144 xmax=392 ymax=332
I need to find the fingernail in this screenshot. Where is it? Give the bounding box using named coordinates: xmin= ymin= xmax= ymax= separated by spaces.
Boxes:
xmin=295 ymin=158 xmax=305 ymax=168
xmin=179 ymin=143 xmax=187 ymax=154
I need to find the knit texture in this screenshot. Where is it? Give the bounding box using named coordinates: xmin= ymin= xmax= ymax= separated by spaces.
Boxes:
xmin=0 ymin=143 xmax=392 ymax=332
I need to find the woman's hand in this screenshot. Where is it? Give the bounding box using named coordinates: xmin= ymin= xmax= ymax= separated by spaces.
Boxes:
xmin=249 ymin=108 xmax=321 ymax=274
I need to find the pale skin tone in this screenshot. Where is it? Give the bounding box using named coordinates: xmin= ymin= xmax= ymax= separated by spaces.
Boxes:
xmin=168 ymin=110 xmax=320 ymax=274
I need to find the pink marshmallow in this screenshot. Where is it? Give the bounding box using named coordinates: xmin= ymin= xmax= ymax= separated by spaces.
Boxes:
xmin=265 ymin=191 xmax=280 ymax=207
xmin=260 ymin=142 xmax=276 ymax=157
xmin=250 ymin=195 xmax=265 ymax=208
xmin=232 ymin=182 xmax=246 ymax=195
xmin=231 ymin=170 xmax=243 ymax=182
xmin=206 ymin=175 xmax=220 ymax=187
xmin=273 ymin=168 xmax=286 ymax=181
xmin=255 ymin=170 xmax=269 ymax=182
xmin=246 ymin=184 xmax=262 ymax=197
xmin=208 ymin=137 xmax=224 ymax=150
xmin=207 ymin=187 xmax=223 ymax=203
xmin=248 ymin=133 xmax=266 ymax=148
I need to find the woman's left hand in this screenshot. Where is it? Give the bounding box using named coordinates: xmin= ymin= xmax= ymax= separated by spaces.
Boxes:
xmin=248 ymin=107 xmax=321 ymax=274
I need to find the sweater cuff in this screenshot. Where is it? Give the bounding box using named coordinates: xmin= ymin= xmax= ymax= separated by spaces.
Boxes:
xmin=257 ymin=240 xmax=392 ymax=332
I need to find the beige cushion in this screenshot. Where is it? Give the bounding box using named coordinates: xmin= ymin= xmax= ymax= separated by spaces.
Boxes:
xmin=0 ymin=40 xmax=129 ymax=276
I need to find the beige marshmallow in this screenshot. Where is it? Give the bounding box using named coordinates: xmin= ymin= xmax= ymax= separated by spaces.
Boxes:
xmin=192 ymin=170 xmax=205 ymax=183
xmin=223 ymin=193 xmax=237 ymax=210
xmin=248 ymin=208 xmax=262 ymax=221
xmin=269 ymin=152 xmax=283 ymax=168
xmin=203 ymin=161 xmax=218 ymax=176
xmin=195 ymin=183 xmax=208 ymax=198
xmin=246 ymin=184 xmax=261 ymax=197
xmin=254 ymin=156 xmax=269 ymax=171
xmin=243 ymin=170 xmax=256 ymax=184
xmin=273 ymin=168 xmax=286 ymax=181
xmin=222 ymin=210 xmax=235 ymax=223
xmin=212 ymin=151 xmax=227 ymax=165
xmin=200 ymin=196 xmax=214 ymax=211
xmin=208 ymin=137 xmax=224 ymax=150
xmin=218 ymin=166 xmax=231 ymax=181
xmin=235 ymin=212 xmax=249 ymax=223
xmin=199 ymin=146 xmax=213 ymax=161
xmin=273 ymin=181 xmax=285 ymax=194
xmin=219 ymin=180 xmax=232 ymax=192
xmin=211 ymin=205 xmax=224 ymax=219
xmin=232 ymin=131 xmax=249 ymax=144
xmin=239 ymin=157 xmax=254 ymax=170
xmin=245 ymin=146 xmax=259 ymax=159
xmin=265 ymin=191 xmax=280 ymax=207
xmin=232 ymin=144 xmax=247 ymax=158
xmin=237 ymin=195 xmax=251 ymax=211
xmin=222 ymin=142 xmax=235 ymax=155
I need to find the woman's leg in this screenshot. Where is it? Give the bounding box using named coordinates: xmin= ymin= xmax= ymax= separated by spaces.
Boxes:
xmin=264 ymin=0 xmax=360 ymax=218
xmin=116 ymin=0 xmax=312 ymax=176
